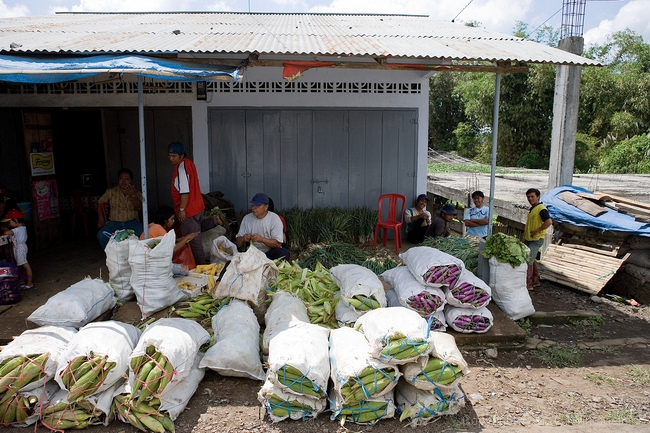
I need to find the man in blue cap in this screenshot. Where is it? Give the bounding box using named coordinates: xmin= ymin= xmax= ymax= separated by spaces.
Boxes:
xmin=236 ymin=192 xmax=290 ymax=261
xmin=425 ymin=203 xmax=457 ymax=238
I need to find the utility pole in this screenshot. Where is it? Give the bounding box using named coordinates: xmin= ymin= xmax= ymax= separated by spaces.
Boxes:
xmin=548 ymin=0 xmax=585 ymax=189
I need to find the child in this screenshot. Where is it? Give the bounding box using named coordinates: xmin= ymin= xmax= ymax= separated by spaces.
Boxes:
xmin=1 ymin=208 xmax=33 ymax=289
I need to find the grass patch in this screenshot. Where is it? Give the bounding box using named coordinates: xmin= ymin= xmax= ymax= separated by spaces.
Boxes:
xmin=559 ymin=409 xmax=593 ymax=425
xmin=605 ymin=408 xmax=639 ymax=424
xmin=535 ymin=346 xmax=581 ymax=367
xmin=569 ymin=315 xmax=604 ymax=330
xmin=427 ymin=162 xmax=532 ymax=174
xmin=585 ymin=372 xmax=616 ymax=385
xmin=517 ymin=318 xmax=532 ymax=335
xmin=628 ymin=365 xmax=650 ymax=385
xmin=599 ymin=345 xmax=619 ymax=354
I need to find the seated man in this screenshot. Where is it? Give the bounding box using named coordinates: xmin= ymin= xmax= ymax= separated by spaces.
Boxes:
xmin=96 ymin=168 xmax=144 ymax=249
xmin=424 ymin=203 xmax=457 ymax=238
xmin=236 ymin=193 xmax=290 ymax=261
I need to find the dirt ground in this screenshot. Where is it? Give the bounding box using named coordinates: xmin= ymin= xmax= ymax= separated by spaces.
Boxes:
xmin=8 ymin=238 xmax=650 ymax=433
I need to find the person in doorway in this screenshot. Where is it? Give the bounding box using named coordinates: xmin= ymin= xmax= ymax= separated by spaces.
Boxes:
xmin=97 ymin=168 xmax=144 ymax=250
xmin=168 ymin=141 xmax=221 ymax=265
xmin=523 ymin=188 xmax=552 ymax=290
xmin=236 ymin=193 xmax=290 ymax=261
xmin=404 ymin=193 xmax=431 ymax=244
xmin=424 ymin=203 xmax=457 ymax=238
xmin=1 ymin=209 xmax=33 ymax=289
xmin=463 ymin=190 xmax=489 ymax=238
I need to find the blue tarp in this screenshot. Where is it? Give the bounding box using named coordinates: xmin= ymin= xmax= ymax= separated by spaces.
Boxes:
xmin=541 ymin=185 xmax=650 ymax=237
xmin=0 ymin=54 xmax=242 ymax=83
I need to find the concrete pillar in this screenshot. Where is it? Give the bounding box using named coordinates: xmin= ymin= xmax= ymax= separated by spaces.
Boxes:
xmin=548 ymin=36 xmax=584 ymax=189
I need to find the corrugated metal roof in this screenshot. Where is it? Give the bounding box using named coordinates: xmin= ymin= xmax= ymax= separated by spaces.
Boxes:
xmin=0 ymin=12 xmax=599 ymax=66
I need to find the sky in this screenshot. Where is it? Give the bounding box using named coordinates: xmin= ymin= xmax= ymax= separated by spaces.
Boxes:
xmin=1 ymin=0 xmax=649 ymax=48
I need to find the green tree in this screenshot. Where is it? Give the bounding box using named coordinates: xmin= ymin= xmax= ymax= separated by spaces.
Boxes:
xmin=428 ymin=73 xmax=467 ymax=151
xmin=600 ymin=135 xmax=650 ymax=174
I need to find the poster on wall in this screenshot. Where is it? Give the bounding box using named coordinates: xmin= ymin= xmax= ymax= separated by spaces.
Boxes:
xmin=32 ymin=179 xmax=60 ymax=221
xmin=30 ymin=152 xmax=55 ymax=176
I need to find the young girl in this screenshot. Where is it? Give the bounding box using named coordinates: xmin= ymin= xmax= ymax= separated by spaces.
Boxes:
xmin=1 ymin=208 xmax=33 ymax=289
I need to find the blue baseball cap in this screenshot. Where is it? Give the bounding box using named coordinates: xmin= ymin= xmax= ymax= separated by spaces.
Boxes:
xmin=250 ymin=193 xmax=269 ymax=206
xmin=441 ymin=203 xmax=457 ymax=215
xmin=416 ymin=194 xmax=429 ymax=201
xmin=167 ymin=141 xmax=185 ymax=154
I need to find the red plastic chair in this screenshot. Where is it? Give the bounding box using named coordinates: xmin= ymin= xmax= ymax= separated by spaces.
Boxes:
xmin=372 ymin=193 xmax=406 ymax=254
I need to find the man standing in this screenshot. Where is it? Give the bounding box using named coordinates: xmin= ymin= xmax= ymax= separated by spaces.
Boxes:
xmin=168 ymin=141 xmax=219 ymax=265
xmin=236 ymin=193 xmax=290 ymax=261
xmin=523 ymin=188 xmax=552 ymax=290
xmin=424 ymin=203 xmax=457 ymax=238
xmin=97 ymin=168 xmax=143 ymax=249
xmin=463 ymin=190 xmax=489 ymax=238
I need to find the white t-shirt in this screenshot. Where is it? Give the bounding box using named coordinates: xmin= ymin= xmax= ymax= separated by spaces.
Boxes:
xmin=11 ymin=225 xmax=28 ymax=244
xmin=236 ymin=211 xmax=284 ymax=253
xmin=464 ymin=206 xmax=489 ymax=238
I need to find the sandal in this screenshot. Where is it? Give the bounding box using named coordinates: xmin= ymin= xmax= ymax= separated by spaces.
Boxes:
xmin=22 ymin=285 xmax=34 ymax=290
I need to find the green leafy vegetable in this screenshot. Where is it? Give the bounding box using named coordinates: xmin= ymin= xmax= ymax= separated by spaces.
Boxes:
xmin=481 ymin=232 xmax=530 ymax=267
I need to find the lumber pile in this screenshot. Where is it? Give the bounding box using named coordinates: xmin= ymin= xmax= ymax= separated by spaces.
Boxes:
xmin=539 ymin=244 xmax=630 ymax=295
xmin=572 ymin=191 xmax=650 ymax=223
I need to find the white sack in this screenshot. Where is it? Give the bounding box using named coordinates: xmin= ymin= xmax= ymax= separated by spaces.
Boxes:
xmin=54 ymin=321 xmax=141 ymax=395
xmin=354 ymin=307 xmax=430 ymax=365
xmin=158 ymin=353 xmax=206 ymax=421
xmin=446 ymin=269 xmax=492 ymax=308
xmin=330 ymin=264 xmax=387 ymax=311
xmin=328 ymin=388 xmax=396 ymax=425
xmin=214 ymin=245 xmax=278 ymax=310
xmin=335 ymin=296 xmax=363 ymax=327
xmin=199 ymin=300 xmax=265 ymax=381
xmin=27 ymin=278 xmax=116 ymax=328
xmin=382 ymin=266 xmax=446 ymax=315
xmin=395 ymin=380 xmax=465 ymax=426
xmin=444 ymin=305 xmax=494 ymax=334
xmin=488 ymin=257 xmax=535 ymax=320
xmin=129 ymin=318 xmax=210 ymax=389
xmin=258 ymin=379 xmax=327 ymax=422
xmin=105 ymin=231 xmax=139 ymax=301
xmin=399 ymin=246 xmax=465 ymax=288
xmin=267 ymin=321 xmax=330 ymax=399
xmin=129 ymin=230 xmax=187 ymax=318
xmin=329 ymin=327 xmax=400 ymax=401
xmin=209 ymin=235 xmax=238 ymax=264
xmin=262 ymin=291 xmax=309 ymax=355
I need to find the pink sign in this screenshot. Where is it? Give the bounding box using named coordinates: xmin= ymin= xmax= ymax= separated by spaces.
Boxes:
xmin=32 ymin=179 xmax=60 ymax=221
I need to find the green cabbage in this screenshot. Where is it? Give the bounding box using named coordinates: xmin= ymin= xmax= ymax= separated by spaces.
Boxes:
xmin=481 ymin=233 xmax=530 ymax=267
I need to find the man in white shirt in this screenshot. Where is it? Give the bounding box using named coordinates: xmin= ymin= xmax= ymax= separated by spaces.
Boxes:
xmin=463 ymin=190 xmax=489 ymax=238
xmin=236 ymin=193 xmax=290 ymax=261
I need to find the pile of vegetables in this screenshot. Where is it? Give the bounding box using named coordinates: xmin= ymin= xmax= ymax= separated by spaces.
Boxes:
xmin=275 ymin=364 xmax=327 ymax=399
xmin=170 ymin=292 xmax=228 ymax=331
xmin=264 ymin=392 xmax=319 ymax=419
xmin=405 ymin=291 xmax=444 ymax=318
xmin=0 ymin=353 xmax=49 ymax=403
xmin=40 ymin=400 xmax=105 ymax=430
xmin=272 ymin=261 xmax=339 ymax=328
xmin=333 ymin=400 xmax=392 ymax=424
xmin=422 ymin=264 xmax=462 ymax=286
xmin=413 ymin=357 xmax=463 ymax=386
xmin=129 ymin=346 xmax=174 ymax=403
xmin=421 ymin=236 xmax=479 ymax=273
xmin=340 ymin=367 xmax=396 ymax=404
xmin=379 ymin=335 xmax=429 ymax=361
xmin=449 ymin=283 xmax=490 ymax=308
xmin=298 ymin=242 xmax=399 ymax=276
xmin=0 ymin=393 xmax=37 ymax=426
xmin=113 ymin=394 xmax=174 ymax=433
xmin=59 ymin=353 xmax=117 ymax=401
xmin=450 ymin=314 xmax=492 ymax=333
xmin=481 ymin=232 xmax=530 ymax=267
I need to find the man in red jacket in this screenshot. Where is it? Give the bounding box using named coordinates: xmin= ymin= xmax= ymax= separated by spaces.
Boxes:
xmin=168 ymin=142 xmax=220 ymax=265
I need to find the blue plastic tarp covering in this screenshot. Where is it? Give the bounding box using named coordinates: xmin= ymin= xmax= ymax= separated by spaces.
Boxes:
xmin=541 ymin=185 xmax=650 ymax=237
xmin=0 ymin=54 xmax=242 ymax=83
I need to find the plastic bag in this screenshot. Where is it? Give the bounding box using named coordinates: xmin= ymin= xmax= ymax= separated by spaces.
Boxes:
xmin=173 ymin=243 xmax=196 ymax=270
xmin=0 ymin=260 xmax=21 ymax=305
xmin=210 ymin=235 xmax=238 ymax=264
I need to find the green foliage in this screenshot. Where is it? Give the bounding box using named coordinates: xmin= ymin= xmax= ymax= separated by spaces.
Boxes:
xmin=517 ymin=318 xmax=532 ymax=335
xmin=429 ymin=73 xmax=467 ymax=151
xmin=298 ymin=242 xmax=399 ymax=275
xmin=599 ymin=134 xmax=650 ymax=174
xmin=481 ymin=232 xmax=530 ymax=267
xmin=421 ymin=236 xmax=479 ymax=273
xmin=535 ymin=346 xmax=581 ymax=368
xmin=280 ymin=206 xmax=377 ymax=251
xmin=628 ymin=365 xmax=650 ymax=385
xmin=516 ymin=149 xmax=544 ymax=169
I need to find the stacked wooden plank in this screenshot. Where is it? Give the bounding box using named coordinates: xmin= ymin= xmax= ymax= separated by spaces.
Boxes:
xmin=539 ymin=244 xmax=630 ymax=295
xmin=576 ymin=191 xmax=650 ymax=223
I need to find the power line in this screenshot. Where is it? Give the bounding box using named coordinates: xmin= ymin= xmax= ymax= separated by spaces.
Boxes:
xmin=526 ymin=6 xmax=563 ymax=39
xmin=452 ymin=0 xmax=475 ymax=23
